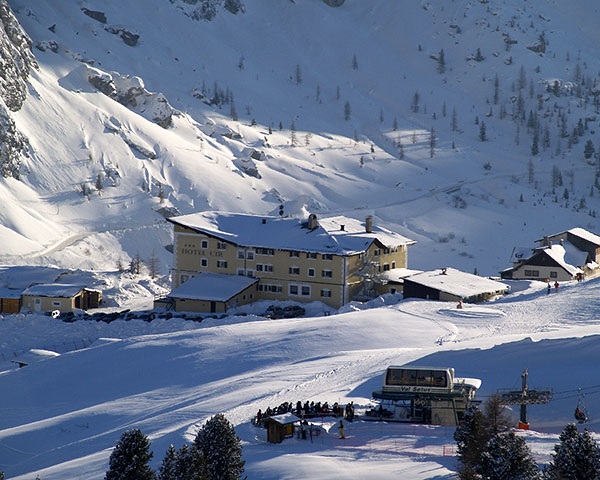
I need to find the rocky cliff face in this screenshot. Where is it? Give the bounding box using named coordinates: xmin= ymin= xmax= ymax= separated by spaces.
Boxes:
xmin=0 ymin=0 xmax=36 ymax=111
xmin=0 ymin=0 xmax=36 ymax=178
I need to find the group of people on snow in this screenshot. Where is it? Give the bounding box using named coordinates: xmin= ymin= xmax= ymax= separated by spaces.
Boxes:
xmin=254 ymin=400 xmax=355 ymax=426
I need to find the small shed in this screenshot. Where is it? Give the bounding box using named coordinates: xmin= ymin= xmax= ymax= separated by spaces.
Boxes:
xmin=0 ymin=288 xmax=21 ymax=313
xmin=264 ymin=413 xmax=301 ymax=443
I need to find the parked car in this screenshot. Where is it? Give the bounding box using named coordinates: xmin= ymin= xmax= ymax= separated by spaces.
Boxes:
xmin=283 ymin=305 xmax=305 ymax=318
xmin=264 ymin=305 xmax=285 ymax=319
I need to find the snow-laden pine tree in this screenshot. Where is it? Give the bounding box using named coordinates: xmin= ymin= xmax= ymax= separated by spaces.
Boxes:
xmin=543 ymin=423 xmax=600 ymax=479
xmin=105 ymin=428 xmax=155 ymax=480
xmin=158 ymin=443 xmax=205 ymax=480
xmin=194 ymin=414 xmax=244 ymax=480
xmin=455 ymin=395 xmax=514 ymax=479
xmin=177 ymin=444 xmax=205 ymax=480
xmin=477 ymin=431 xmax=539 ymax=480
xmin=455 ymin=405 xmax=487 ymax=480
xmin=158 ymin=445 xmax=178 ymax=480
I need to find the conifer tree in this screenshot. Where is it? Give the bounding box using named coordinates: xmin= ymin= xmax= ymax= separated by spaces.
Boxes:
xmin=177 ymin=444 xmax=205 ymax=480
xmin=344 ymin=101 xmax=351 ymax=121
xmin=493 ymin=73 xmax=500 ymax=104
xmin=437 ymin=48 xmax=446 ymax=74
xmin=455 ymin=405 xmax=487 ymax=479
xmin=477 ymin=431 xmax=539 ymax=480
xmin=290 ymin=120 xmax=298 ymax=147
xmin=158 ymin=445 xmax=178 ymax=480
xmin=411 ymin=91 xmax=420 ymax=113
xmin=451 ymin=107 xmax=458 ymax=131
xmin=479 ymin=121 xmax=487 ymax=142
xmin=194 ymin=414 xmax=244 ymax=480
xmin=543 ymin=423 xmax=600 ymax=479
xmin=429 ymin=128 xmax=436 ymax=158
xmin=105 ymin=429 xmax=155 ymax=480
xmin=584 ymin=139 xmax=596 ymax=160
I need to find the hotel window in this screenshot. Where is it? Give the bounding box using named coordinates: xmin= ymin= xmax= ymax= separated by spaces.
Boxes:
xmin=256 ymin=247 xmax=275 ymax=255
xmin=247 ymin=251 xmax=255 ymax=260
xmin=307 ymin=252 xmax=318 ymax=259
xmin=320 ymin=289 xmax=332 ymax=298
xmin=524 ymin=269 xmax=539 ymax=277
xmin=383 ymin=264 xmax=390 ymax=271
xmin=373 ymin=249 xmax=381 ymax=256
xmin=201 ymin=239 xmax=208 ymax=248
xmin=323 ymin=253 xmax=333 ymax=261
xmin=237 ymin=268 xmax=245 ymax=276
xmin=238 ymin=250 xmax=245 ymax=259
xmin=259 ymin=284 xmax=282 ymax=293
xmin=246 ymin=270 xmax=255 ymax=277
xmin=201 ymin=258 xmax=208 ymax=267
xmin=289 ymin=266 xmax=300 ymax=275
xmin=217 ymin=260 xmax=228 ymax=269
xmin=290 ymin=250 xmax=300 ymax=258
xmin=392 ymin=261 xmax=396 ymax=269
xmin=301 ymin=286 xmax=311 ymax=296
xmin=322 ymin=270 xmax=333 ymax=278
xmin=289 ymin=284 xmax=299 ymax=295
xmin=550 ymin=271 xmax=557 ymax=278
xmin=217 ymin=242 xmax=227 ymax=250
xmin=308 ymin=268 xmax=315 ymax=277
xmin=256 ymin=264 xmax=273 ymax=272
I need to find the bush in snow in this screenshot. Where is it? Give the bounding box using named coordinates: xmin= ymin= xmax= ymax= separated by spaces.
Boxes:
xmin=543 ymin=423 xmax=600 ymax=479
xmin=105 ymin=428 xmax=155 ymax=480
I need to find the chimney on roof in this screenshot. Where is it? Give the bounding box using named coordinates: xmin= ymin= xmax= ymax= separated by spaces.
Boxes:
xmin=543 ymin=236 xmax=550 ymax=247
xmin=365 ymin=215 xmax=373 ymax=233
xmin=262 ymin=218 xmax=267 ymax=224
xmin=340 ymin=224 xmax=345 ymax=231
xmin=308 ymin=213 xmax=318 ymax=230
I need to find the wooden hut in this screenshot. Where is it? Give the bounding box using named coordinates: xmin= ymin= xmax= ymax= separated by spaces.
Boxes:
xmin=264 ymin=413 xmax=301 ymax=443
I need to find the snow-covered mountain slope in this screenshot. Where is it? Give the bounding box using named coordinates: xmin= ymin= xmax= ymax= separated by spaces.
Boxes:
xmin=1 ymin=278 xmax=600 ymax=479
xmin=2 ymin=0 xmax=600 ymax=284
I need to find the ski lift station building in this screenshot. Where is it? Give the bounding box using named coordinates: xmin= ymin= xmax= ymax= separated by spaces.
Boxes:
xmin=372 ymin=365 xmax=482 ymax=425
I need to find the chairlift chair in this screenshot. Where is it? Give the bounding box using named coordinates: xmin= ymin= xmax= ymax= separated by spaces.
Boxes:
xmin=574 ymin=388 xmax=589 ymax=424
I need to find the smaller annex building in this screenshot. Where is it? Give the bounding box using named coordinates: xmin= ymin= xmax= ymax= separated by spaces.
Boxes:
xmin=403 ymin=267 xmax=509 ymax=303
xmin=21 ymin=284 xmax=102 ymax=313
xmin=166 ymin=272 xmax=259 ymax=313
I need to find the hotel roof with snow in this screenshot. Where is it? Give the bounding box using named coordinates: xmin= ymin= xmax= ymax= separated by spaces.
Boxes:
xmin=168 ymin=212 xmax=415 ymax=255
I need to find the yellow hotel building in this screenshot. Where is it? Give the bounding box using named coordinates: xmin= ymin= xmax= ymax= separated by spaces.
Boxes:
xmin=166 ymin=211 xmax=415 ymax=313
